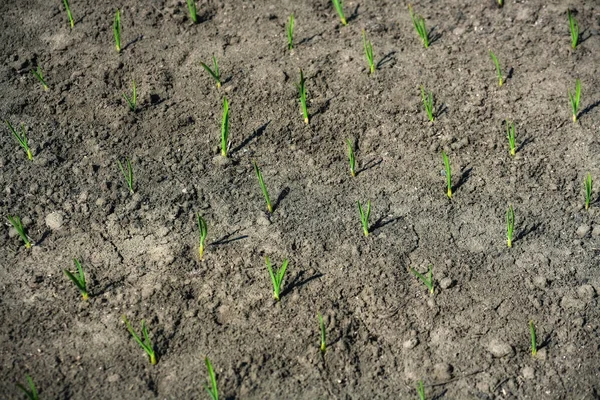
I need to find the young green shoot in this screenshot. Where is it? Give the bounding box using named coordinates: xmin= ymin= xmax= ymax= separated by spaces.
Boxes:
xmin=442 ymin=151 xmax=452 ymax=199
xmin=332 ymin=0 xmax=347 ymax=26
xmin=296 ymin=69 xmax=309 ymax=124
xmin=123 ymin=80 xmax=137 ymax=112
xmin=287 ymin=14 xmax=295 ymax=50
xmin=506 ymin=120 xmax=516 ymax=156
xmin=362 ymin=30 xmax=375 ymax=75
xmin=201 ymin=56 xmax=221 ymax=88
xmin=497 ymin=0 xmax=503 ymax=7
xmin=529 ymin=320 xmax=537 ymax=357
xmin=187 ymin=0 xmax=198 ymax=24
xmin=357 ymin=200 xmax=371 ymax=237
xmin=63 ymin=0 xmax=74 ymax=28
xmin=421 ymin=86 xmax=434 ymax=122
xmin=7 ymin=215 xmax=32 ymax=249
xmin=410 ymin=265 xmax=434 ymax=294
xmin=63 ymin=258 xmax=88 ymax=300
xmin=114 ymin=9 xmax=121 ymax=53
xmin=220 ymin=97 xmax=230 ymax=157
xmin=569 ymin=79 xmax=581 ymax=123
xmin=253 ymin=161 xmax=273 ymax=213
xmin=417 ymin=380 xmax=426 ymax=400
xmin=204 ymin=357 xmax=219 ymax=400
xmin=31 ymin=65 xmax=48 ymax=91
xmin=346 ymin=139 xmax=356 ymax=177
xmin=122 ymin=316 xmax=157 ymax=365
xmin=506 ymin=205 xmax=515 ymax=248
xmin=489 ymin=50 xmax=503 ymax=87
xmin=318 ymin=313 xmax=326 ymax=353
xmin=409 ymin=5 xmax=429 ymax=48
xmin=197 ymin=213 xmax=207 ymax=259
xmin=265 ymin=257 xmax=288 ymax=301
xmin=584 ymin=173 xmax=593 ymax=210
xmin=117 ymin=158 xmax=134 ymax=194
xmin=16 ymin=374 xmax=38 ymax=400
xmin=6 ymin=121 xmax=32 ymax=160
xmin=567 ymin=10 xmax=579 ymax=50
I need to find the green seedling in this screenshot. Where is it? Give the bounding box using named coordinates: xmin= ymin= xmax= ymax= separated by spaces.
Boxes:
xmin=442 ymin=151 xmax=452 ymax=199
xmin=204 ymin=357 xmax=219 ymax=400
xmin=265 ymin=257 xmax=288 ymax=301
xmin=6 ymin=121 xmax=33 ymax=160
xmin=497 ymin=0 xmax=503 ymax=7
xmin=584 ymin=173 xmax=593 ymax=210
xmin=201 ymin=56 xmax=221 ymax=88
xmin=409 ymin=5 xmax=429 ymax=48
xmin=529 ymin=320 xmax=537 ymax=357
xmin=253 ymin=161 xmax=273 ymax=213
xmin=197 ymin=213 xmax=207 ymax=259
xmin=296 ymin=69 xmax=309 ymax=124
xmin=117 ymin=158 xmax=134 ymax=194
xmin=63 ymin=258 xmax=89 ymax=300
xmin=346 ymin=139 xmax=356 ymax=177
xmin=569 ymin=79 xmax=581 ymax=123
xmin=421 ymin=86 xmax=434 ymax=122
xmin=318 ymin=313 xmax=326 ymax=353
xmin=63 ymin=0 xmax=74 ymax=28
xmin=122 ymin=316 xmax=157 ymax=365
xmin=506 ymin=120 xmax=516 ymax=156
xmin=287 ymin=14 xmax=295 ymax=50
xmin=567 ymin=10 xmax=579 ymax=50
xmin=123 ymin=80 xmax=137 ymax=112
xmin=489 ymin=50 xmax=503 ymax=87
xmin=362 ymin=30 xmax=375 ymax=74
xmin=410 ymin=265 xmax=434 ymax=294
xmin=31 ymin=65 xmax=48 ymax=91
xmin=220 ymin=97 xmax=229 ymax=157
xmin=357 ymin=200 xmax=371 ymax=237
xmin=506 ymin=205 xmax=515 ymax=248
xmin=7 ymin=215 xmax=32 ymax=249
xmin=417 ymin=380 xmax=426 ymax=400
xmin=187 ymin=0 xmax=197 ymax=23
xmin=332 ymin=0 xmax=347 ymax=26
xmin=16 ymin=374 xmax=38 ymax=400
xmin=114 ymin=9 xmax=121 ymax=53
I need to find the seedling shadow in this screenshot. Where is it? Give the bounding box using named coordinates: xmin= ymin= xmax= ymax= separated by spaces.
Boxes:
xmin=580 ymin=99 xmax=600 ymax=118
xmin=506 ymin=66 xmax=514 ymax=82
xmin=579 ymin=29 xmax=592 ymax=45
xmin=376 ymin=51 xmax=396 ymax=69
xmin=34 ymin=230 xmax=52 ymax=246
xmin=516 ymin=136 xmax=533 ymax=153
xmin=370 ymin=216 xmax=400 ymax=233
xmin=436 ymin=103 xmax=448 ymax=119
xmin=312 ymin=98 xmax=332 ymax=119
xmin=280 ymin=271 xmax=323 ymax=298
xmin=347 ymin=4 xmax=360 ymax=23
xmin=429 ymin=26 xmax=442 ymax=45
xmin=453 ymin=167 xmax=473 ymax=193
xmin=211 ymin=230 xmax=249 ymax=246
xmin=122 ymin=35 xmax=144 ymax=52
xmin=231 ymin=121 xmax=270 ymax=155
xmin=297 ymin=31 xmax=325 ymax=46
xmin=273 ymin=187 xmax=290 ymax=212
xmin=515 ymin=222 xmax=540 ymax=242
xmin=432 ymin=389 xmax=449 ymax=400
xmin=356 ymin=158 xmax=382 ymax=177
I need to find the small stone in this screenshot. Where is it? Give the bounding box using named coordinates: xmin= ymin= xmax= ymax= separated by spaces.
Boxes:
xmin=440 ymin=277 xmax=455 ymax=289
xmin=533 ymin=276 xmax=547 ymax=289
xmin=522 ymin=366 xmax=535 ymax=380
xmin=107 ymin=374 xmax=120 ymax=383
xmin=577 ymin=284 xmax=596 ymax=300
xmin=576 ymin=224 xmax=590 ymax=238
xmin=403 ymin=337 xmax=419 ymax=349
xmin=592 ymin=225 xmax=600 ymax=237
xmin=256 ymin=214 xmax=271 ymax=226
xmin=45 ymin=212 xmax=64 ymax=230
xmin=212 ymin=155 xmax=231 ymax=167
xmin=487 ymin=339 xmax=514 ymax=358
xmin=433 ymin=362 xmax=453 ymax=380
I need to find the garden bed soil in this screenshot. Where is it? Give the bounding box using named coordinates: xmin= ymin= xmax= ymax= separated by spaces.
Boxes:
xmin=1 ymin=0 xmax=600 ymax=398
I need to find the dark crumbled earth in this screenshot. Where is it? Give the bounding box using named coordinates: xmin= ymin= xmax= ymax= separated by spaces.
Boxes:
xmin=1 ymin=0 xmax=600 ymax=398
